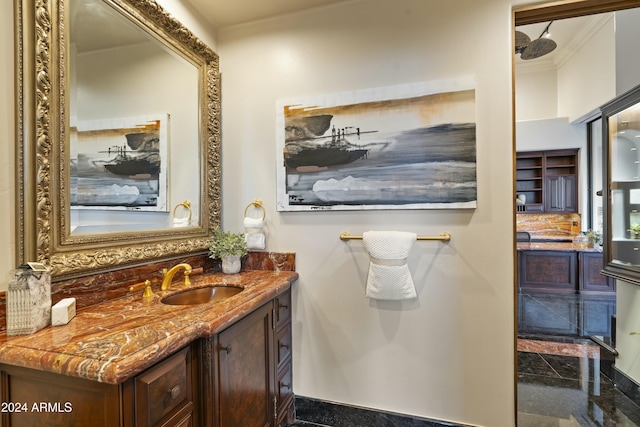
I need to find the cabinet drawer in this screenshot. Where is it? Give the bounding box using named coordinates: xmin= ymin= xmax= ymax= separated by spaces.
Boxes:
xmin=276 ymin=290 xmax=291 ymax=328
xmin=277 ymin=324 xmax=292 ymax=370
xmin=277 ymin=361 xmax=294 ymax=411
xmin=135 ymin=346 xmax=192 ymax=427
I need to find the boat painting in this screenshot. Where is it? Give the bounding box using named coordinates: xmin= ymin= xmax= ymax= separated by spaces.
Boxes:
xmin=70 ymin=115 xmax=168 ymax=211
xmin=276 ymin=77 xmax=477 ymax=211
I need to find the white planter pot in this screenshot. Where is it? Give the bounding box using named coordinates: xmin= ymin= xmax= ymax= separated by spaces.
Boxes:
xmin=221 ymin=255 xmax=241 ymax=274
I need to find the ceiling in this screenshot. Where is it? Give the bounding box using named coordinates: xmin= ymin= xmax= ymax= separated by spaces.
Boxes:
xmin=183 ymin=0 xmax=611 ymax=73
xmin=515 ymin=13 xmax=613 ymax=70
xmin=72 ymin=1 xmax=614 ymax=70
xmin=185 ymin=0 xmax=354 ymax=29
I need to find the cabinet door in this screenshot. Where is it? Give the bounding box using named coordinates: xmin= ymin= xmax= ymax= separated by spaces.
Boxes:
xmin=218 ymin=302 xmax=274 ymax=427
xmin=545 ymin=175 xmax=577 ymax=212
xmin=0 ymin=364 xmax=120 ymax=427
xmin=579 ymin=252 xmax=615 ymax=293
xmin=519 ymin=250 xmax=577 ymax=292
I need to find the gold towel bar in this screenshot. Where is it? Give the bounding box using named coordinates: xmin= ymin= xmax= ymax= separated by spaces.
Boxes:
xmin=339 ymin=232 xmax=451 ymax=242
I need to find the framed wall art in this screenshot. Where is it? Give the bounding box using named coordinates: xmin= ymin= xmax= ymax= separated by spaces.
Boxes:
xmin=70 ymin=114 xmax=169 ymax=212
xmin=275 ymin=77 xmax=477 ymax=211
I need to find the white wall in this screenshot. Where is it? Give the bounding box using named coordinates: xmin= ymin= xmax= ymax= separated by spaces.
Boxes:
xmin=516 ymin=67 xmax=558 ymax=121
xmin=557 ymin=16 xmax=615 ymax=122
xmin=218 ymin=0 xmax=515 ymax=425
xmin=616 ymin=8 xmax=640 ymax=95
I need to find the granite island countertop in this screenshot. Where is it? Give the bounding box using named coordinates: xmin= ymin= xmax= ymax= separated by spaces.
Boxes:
xmin=0 ymin=270 xmax=298 ymax=385
xmin=517 ymin=241 xmax=602 ymax=252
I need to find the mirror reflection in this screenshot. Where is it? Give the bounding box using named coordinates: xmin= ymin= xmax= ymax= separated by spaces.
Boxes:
xmin=609 ymin=100 xmax=640 ymax=267
xmin=68 ymin=0 xmax=200 ymax=235
xmin=17 ymin=0 xmax=221 ymax=278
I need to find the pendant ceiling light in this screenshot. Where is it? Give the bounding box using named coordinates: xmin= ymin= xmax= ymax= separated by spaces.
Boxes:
xmin=515 ymin=21 xmax=557 ymax=60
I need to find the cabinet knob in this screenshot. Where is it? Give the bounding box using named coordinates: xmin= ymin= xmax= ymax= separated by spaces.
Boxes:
xmin=221 ymin=345 xmax=232 ymax=353
xmin=279 ymin=302 xmax=289 ymax=310
xmin=281 ymin=382 xmax=291 ymax=390
xmin=280 ymin=343 xmax=289 ymax=350
xmin=169 ymin=385 xmax=181 ymax=399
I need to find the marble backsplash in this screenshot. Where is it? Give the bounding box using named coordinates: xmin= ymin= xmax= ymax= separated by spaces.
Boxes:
xmin=516 ymin=213 xmax=581 ymax=241
xmin=0 ymin=251 xmax=295 ymax=332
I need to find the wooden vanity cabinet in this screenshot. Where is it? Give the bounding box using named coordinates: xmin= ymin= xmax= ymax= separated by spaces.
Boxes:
xmin=0 ymin=343 xmax=199 ymax=427
xmin=203 ymin=289 xmax=295 ymax=427
xmin=0 ymin=289 xmax=295 ymax=427
xmin=129 ymin=346 xmax=198 ymax=427
xmin=217 ymin=302 xmax=274 ymax=427
xmin=274 ymin=290 xmax=294 ymax=427
xmin=0 ymin=364 xmax=121 ymax=426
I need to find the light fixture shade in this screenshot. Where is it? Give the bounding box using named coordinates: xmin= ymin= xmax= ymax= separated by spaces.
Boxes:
xmin=520 ymin=37 xmax=557 ymax=60
xmin=515 ymin=30 xmax=531 ymax=54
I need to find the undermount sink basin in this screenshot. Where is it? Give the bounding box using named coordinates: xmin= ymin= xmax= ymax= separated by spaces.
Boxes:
xmin=161 ymin=285 xmax=243 ymax=306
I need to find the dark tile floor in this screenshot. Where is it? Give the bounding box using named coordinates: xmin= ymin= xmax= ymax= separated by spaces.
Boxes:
xmin=288 ymin=291 xmax=640 ymax=426
xmin=517 ymin=290 xmax=640 ymax=426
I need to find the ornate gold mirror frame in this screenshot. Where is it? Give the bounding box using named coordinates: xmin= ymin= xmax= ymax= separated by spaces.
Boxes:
xmin=16 ymin=0 xmax=221 ymax=279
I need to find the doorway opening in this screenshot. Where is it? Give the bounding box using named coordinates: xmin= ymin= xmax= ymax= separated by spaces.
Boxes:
xmin=513 ymin=1 xmax=640 ymax=425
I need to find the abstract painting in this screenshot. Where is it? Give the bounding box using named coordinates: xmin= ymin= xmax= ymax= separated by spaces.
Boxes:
xmin=70 ymin=114 xmax=168 ymax=211
xmin=275 ymin=77 xmax=477 ymax=211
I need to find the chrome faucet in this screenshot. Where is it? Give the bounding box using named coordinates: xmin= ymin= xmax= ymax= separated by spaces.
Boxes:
xmin=161 ymin=263 xmax=193 ymax=291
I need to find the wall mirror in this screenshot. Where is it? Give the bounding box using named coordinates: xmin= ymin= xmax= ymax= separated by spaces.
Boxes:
xmin=16 ymin=0 xmax=221 ymax=279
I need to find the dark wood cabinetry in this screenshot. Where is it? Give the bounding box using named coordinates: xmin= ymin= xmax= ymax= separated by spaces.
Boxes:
xmin=519 ymin=250 xmax=577 ymax=291
xmin=274 ymin=290 xmax=294 ymax=426
xmin=0 ymin=290 xmax=294 ymax=427
xmin=579 ymin=252 xmax=615 ymax=293
xmin=0 ymin=343 xmax=199 ymax=427
xmin=217 ymin=302 xmax=274 ymax=427
xmin=518 ymin=249 xmax=613 ymax=294
xmin=201 ymin=289 xmax=295 ymax=427
xmin=133 ymin=346 xmax=197 ymax=427
xmin=516 ymin=151 xmax=544 ymax=212
xmin=0 ymin=364 xmax=121 ymax=426
xmin=516 ymin=149 xmax=578 ymax=213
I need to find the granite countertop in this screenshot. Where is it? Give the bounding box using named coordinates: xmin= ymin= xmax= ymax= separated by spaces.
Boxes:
xmin=0 ymin=270 xmax=298 ymax=384
xmin=517 ymin=241 xmax=602 ymax=253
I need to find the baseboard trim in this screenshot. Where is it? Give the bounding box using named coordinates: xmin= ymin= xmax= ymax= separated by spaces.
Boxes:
xmin=293 ymin=396 xmax=474 ymax=427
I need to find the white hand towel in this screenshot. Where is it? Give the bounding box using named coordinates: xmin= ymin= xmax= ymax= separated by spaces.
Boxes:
xmin=243 ymin=217 xmax=264 ymax=229
xmin=173 ymin=217 xmax=190 ymax=227
xmin=362 ymin=231 xmax=417 ymax=300
xmin=245 ymin=233 xmax=266 ymax=250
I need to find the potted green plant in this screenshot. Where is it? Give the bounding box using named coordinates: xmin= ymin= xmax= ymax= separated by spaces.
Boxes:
xmin=630 ymin=223 xmax=640 ymax=239
xmin=586 ymin=229 xmax=602 ymax=247
xmin=209 ymin=227 xmax=248 ymax=274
